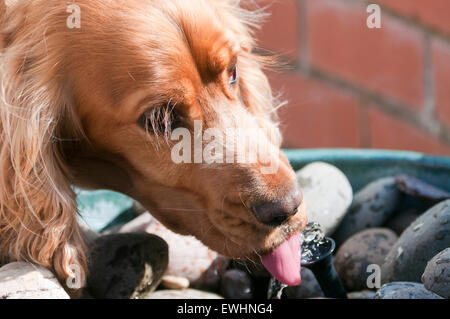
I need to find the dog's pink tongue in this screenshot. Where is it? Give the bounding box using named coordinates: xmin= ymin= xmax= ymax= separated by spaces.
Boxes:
xmin=261 ymin=233 xmax=301 ymax=286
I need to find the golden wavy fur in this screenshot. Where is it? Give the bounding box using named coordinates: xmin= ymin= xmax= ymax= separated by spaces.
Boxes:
xmin=0 ymin=0 xmax=307 ymax=295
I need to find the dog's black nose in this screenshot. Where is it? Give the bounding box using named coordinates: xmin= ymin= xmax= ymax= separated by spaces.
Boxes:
xmin=251 ymin=189 xmax=303 ymax=226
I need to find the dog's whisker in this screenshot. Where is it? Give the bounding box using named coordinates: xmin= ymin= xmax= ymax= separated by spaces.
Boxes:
xmin=127 ymin=71 xmax=136 ymax=82
xmin=198 ymin=218 xmax=216 ymax=240
xmin=240 ymin=259 xmax=252 ymax=274
xmin=252 ymin=248 xmax=262 ymax=259
xmin=238 ymin=192 xmax=249 ymax=210
xmin=220 ymin=195 xmax=227 ymax=217
xmin=223 ymin=237 xmax=231 ymax=257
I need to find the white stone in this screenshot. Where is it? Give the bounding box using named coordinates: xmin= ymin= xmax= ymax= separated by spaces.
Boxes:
xmin=161 ymin=275 xmax=190 ymax=290
xmin=296 ymin=162 xmax=353 ymax=235
xmin=0 ymin=262 xmax=70 ymax=299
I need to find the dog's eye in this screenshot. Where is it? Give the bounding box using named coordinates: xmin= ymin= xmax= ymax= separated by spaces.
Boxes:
xmin=138 ymin=105 xmax=182 ymax=137
xmin=228 ymin=64 xmax=238 ymax=85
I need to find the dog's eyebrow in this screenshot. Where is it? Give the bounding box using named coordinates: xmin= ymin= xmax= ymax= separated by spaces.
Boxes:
xmin=136 ymin=91 xmax=184 ymax=111
xmin=200 ymin=45 xmax=238 ymax=84
xmin=137 ymin=95 xmax=168 ymax=111
xmin=181 ymin=26 xmax=239 ymax=83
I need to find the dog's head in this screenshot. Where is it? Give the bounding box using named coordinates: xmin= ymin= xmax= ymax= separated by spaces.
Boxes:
xmin=1 ymin=0 xmax=307 ymax=279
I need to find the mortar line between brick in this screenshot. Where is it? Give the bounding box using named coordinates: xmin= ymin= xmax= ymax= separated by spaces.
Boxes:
xmin=284 ymin=63 xmax=450 ymax=146
xmin=346 ymin=0 xmax=450 ymax=44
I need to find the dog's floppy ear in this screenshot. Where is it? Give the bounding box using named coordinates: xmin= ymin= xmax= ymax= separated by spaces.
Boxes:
xmin=0 ymin=0 xmax=21 ymax=48
xmin=0 ymin=1 xmax=5 ymax=19
xmin=0 ymin=0 xmax=6 ymax=18
xmin=0 ymin=4 xmax=87 ymax=292
xmin=0 ymin=0 xmax=6 ymax=47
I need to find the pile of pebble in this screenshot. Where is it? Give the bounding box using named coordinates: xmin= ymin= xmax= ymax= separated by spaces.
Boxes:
xmin=0 ymin=162 xmax=449 ymax=299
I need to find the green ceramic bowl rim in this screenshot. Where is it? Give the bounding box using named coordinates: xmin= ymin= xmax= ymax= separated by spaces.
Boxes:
xmin=283 ymin=148 xmax=450 ymax=168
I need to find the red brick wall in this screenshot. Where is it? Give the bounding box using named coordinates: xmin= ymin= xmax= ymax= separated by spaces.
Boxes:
xmin=254 ymin=0 xmax=450 ymax=155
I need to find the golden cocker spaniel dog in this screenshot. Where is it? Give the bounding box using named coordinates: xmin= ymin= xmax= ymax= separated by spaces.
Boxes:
xmin=0 ymin=0 xmax=307 ymax=294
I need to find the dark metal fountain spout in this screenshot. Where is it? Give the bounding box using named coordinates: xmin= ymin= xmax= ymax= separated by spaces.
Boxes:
xmin=268 ymin=222 xmax=347 ymax=299
xmin=300 ymin=222 xmax=347 ymax=299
